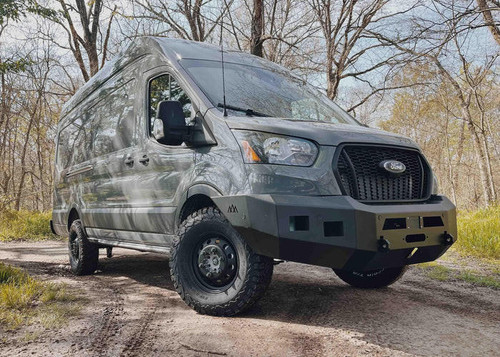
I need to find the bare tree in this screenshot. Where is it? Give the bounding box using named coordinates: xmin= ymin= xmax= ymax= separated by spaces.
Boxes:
xmin=309 ymin=0 xmax=396 ymax=100
xmin=131 ymin=0 xmax=228 ymax=42
xmin=38 ymin=0 xmax=116 ymax=81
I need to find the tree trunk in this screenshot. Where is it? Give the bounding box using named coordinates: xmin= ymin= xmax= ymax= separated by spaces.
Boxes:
xmin=476 ymin=0 xmax=500 ymax=46
xmin=250 ymin=0 xmax=265 ymax=57
xmin=480 ymin=129 xmax=497 ymax=202
xmin=327 ymin=61 xmax=342 ymax=100
xmin=465 ymin=114 xmax=495 ymax=205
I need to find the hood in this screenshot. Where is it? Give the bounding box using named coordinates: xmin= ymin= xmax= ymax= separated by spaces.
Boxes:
xmin=223 ymin=115 xmax=419 ymax=149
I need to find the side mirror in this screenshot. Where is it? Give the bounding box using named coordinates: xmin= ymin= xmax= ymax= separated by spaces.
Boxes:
xmin=152 ymin=118 xmax=165 ymax=141
xmin=155 ymin=100 xmax=189 ymax=145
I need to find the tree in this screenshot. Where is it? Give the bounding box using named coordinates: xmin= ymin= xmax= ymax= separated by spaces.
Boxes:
xmin=131 ymin=0 xmax=228 ymax=42
xmin=38 ymin=0 xmax=116 ymax=81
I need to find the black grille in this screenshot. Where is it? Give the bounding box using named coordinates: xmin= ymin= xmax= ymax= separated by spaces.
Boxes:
xmin=334 ymin=145 xmax=430 ymax=202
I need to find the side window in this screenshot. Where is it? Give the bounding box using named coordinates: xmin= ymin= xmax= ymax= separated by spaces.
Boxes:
xmin=149 ymin=74 xmax=169 ymax=121
xmin=57 ymin=111 xmax=92 ymax=169
xmin=170 ymin=77 xmax=193 ymax=119
xmin=72 ymin=116 xmax=92 ymax=164
xmin=149 ymin=74 xmax=192 ymax=134
xmin=93 ymin=79 xmax=136 ymax=157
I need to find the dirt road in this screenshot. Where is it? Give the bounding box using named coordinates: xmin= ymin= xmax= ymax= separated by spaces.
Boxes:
xmin=0 ymin=241 xmax=499 ymax=356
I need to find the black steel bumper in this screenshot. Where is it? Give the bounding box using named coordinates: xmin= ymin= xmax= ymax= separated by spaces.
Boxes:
xmin=213 ymin=195 xmax=457 ymax=272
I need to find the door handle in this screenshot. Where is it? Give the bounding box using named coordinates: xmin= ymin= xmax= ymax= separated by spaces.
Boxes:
xmin=139 ymin=155 xmax=150 ymax=165
xmin=124 ymin=156 xmax=134 ymax=166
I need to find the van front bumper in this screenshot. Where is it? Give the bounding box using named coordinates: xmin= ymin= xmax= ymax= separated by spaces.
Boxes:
xmin=213 ymin=195 xmax=457 ymax=272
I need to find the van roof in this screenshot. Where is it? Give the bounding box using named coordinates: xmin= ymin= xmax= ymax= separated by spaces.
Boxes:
xmin=60 ymin=37 xmax=284 ymax=121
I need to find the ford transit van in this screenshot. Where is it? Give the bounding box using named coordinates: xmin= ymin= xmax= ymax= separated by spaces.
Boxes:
xmin=52 ymin=37 xmax=457 ymax=316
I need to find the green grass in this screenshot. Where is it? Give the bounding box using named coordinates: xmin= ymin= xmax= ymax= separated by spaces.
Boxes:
xmin=418 ymin=262 xmax=500 ymax=289
xmin=457 ymin=271 xmax=500 ymax=289
xmin=455 ymin=205 xmax=499 ymax=260
xmin=424 ymin=263 xmax=452 ymax=281
xmin=0 ymin=210 xmax=58 ymax=241
xmin=0 ymin=262 xmax=80 ymax=330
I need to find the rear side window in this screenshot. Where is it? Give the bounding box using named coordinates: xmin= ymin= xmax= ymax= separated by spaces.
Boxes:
xmin=93 ymin=79 xmax=136 ymax=157
xmin=148 ymin=74 xmax=192 ymax=134
xmin=57 ymin=113 xmax=92 ymax=169
xmin=57 ymin=77 xmax=137 ymax=167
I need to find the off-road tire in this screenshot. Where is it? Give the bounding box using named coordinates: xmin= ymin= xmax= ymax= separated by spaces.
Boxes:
xmin=170 ymin=207 xmax=273 ymax=316
xmin=68 ymin=219 xmax=99 ymax=275
xmin=334 ymin=266 xmax=407 ymax=289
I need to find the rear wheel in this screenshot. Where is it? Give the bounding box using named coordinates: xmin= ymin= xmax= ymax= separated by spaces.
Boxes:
xmin=170 ymin=207 xmax=273 ymax=316
xmin=334 ymin=266 xmax=407 ymax=288
xmin=68 ymin=219 xmax=99 ymax=275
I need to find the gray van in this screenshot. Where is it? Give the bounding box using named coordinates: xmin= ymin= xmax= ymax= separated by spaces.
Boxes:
xmin=52 ymin=37 xmax=457 ymax=316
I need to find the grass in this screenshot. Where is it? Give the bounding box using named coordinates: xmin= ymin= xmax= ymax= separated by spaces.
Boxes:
xmin=423 ymin=263 xmax=452 ymax=281
xmin=0 ymin=262 xmax=80 ymax=330
xmin=455 ymin=205 xmax=499 ymax=260
xmin=457 ymin=271 xmax=500 ymax=289
xmin=0 ymin=210 xmax=58 ymax=241
xmin=418 ymin=262 xmax=500 ymax=289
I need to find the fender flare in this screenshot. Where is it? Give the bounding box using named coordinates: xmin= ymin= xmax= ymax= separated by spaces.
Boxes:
xmin=66 ymin=204 xmax=85 ymax=230
xmin=174 ymin=183 xmax=223 ymax=227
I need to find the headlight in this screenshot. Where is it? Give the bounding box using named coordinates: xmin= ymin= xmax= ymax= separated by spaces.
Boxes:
xmin=432 ymin=174 xmax=439 ymax=195
xmin=232 ymin=130 xmax=318 ymax=166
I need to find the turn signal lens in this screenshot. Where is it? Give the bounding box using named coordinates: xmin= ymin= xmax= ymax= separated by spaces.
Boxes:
xmin=241 ymin=140 xmax=261 ymax=163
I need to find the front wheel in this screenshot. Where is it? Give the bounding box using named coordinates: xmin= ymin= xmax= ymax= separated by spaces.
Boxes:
xmin=334 ymin=266 xmax=407 ymax=289
xmin=170 ymin=207 xmax=273 ymax=316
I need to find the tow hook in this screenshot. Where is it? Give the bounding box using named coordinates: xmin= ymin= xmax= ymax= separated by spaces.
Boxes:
xmin=442 ymin=231 xmax=454 ymax=246
xmin=106 ymin=247 xmax=113 ymax=258
xmin=378 ymin=237 xmax=390 ymax=252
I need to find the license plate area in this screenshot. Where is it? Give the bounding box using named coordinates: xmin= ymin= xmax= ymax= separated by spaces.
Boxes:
xmin=405 ymin=233 xmax=426 ymax=243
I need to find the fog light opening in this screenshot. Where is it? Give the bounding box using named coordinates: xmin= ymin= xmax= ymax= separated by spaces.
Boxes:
xmin=289 ymin=216 xmax=309 ymax=231
xmin=324 ymin=221 xmax=344 ymax=237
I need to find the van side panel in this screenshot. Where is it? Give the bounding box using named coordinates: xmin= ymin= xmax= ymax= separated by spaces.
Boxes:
xmin=53 ymin=58 xmax=144 ymax=236
xmin=52 ymin=100 xmax=95 ymax=235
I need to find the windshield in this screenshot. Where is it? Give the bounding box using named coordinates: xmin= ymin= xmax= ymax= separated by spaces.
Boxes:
xmin=179 ymin=59 xmax=358 ymax=125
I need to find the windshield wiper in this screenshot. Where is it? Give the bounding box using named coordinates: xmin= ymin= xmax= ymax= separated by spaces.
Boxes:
xmin=217 ymin=103 xmax=269 ymax=117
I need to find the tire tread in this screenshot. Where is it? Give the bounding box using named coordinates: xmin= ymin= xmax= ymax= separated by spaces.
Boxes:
xmin=170 ymin=207 xmax=273 ymax=316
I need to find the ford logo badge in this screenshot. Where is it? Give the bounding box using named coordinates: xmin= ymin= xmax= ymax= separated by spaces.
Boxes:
xmin=380 ymin=160 xmax=406 ymax=174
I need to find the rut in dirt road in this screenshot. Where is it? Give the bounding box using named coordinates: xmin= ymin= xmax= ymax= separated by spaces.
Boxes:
xmin=120 ymin=308 xmax=158 ymax=356
xmin=86 ymin=283 xmax=125 ymax=355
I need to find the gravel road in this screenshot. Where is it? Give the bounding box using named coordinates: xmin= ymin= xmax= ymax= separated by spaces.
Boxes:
xmin=0 ymin=241 xmax=499 ymax=357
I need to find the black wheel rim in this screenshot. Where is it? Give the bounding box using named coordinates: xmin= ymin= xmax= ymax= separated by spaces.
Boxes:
xmin=192 ymin=236 xmax=238 ymax=291
xmin=69 ymin=231 xmax=80 ymax=262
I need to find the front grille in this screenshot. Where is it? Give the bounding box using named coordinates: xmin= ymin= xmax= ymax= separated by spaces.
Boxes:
xmin=334 ymin=145 xmax=430 ymax=202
